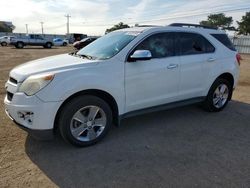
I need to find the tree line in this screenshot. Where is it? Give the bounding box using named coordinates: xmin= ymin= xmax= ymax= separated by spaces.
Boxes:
xmin=105 ymin=11 xmax=250 ymax=35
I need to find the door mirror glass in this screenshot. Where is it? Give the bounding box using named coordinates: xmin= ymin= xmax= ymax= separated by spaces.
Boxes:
xmin=130 ymin=50 xmax=152 ymax=61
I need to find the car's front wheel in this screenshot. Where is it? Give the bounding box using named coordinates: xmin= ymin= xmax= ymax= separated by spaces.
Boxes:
xmin=203 ymin=78 xmax=232 ymax=112
xmin=58 ymin=95 xmax=112 ymax=147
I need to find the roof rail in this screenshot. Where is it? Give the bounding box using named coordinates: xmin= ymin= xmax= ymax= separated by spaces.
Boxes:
xmin=136 ymin=25 xmax=161 ymax=27
xmin=169 ymin=23 xmax=217 ymax=30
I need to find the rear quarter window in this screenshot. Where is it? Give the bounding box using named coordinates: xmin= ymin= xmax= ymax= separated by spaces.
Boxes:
xmin=211 ymin=34 xmax=236 ymax=51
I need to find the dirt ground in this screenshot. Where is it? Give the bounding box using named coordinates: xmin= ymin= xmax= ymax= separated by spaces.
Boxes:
xmin=0 ymin=46 xmax=250 ymax=188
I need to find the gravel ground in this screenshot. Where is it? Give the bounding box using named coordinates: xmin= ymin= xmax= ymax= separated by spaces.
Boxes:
xmin=0 ymin=46 xmax=250 ymax=188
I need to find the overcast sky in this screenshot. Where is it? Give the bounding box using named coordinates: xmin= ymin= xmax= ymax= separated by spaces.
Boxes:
xmin=1 ymin=0 xmax=250 ymax=35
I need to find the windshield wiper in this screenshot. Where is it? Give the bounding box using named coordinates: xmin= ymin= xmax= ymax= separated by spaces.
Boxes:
xmin=78 ymin=54 xmax=94 ymax=60
xmin=69 ymin=52 xmax=95 ymax=60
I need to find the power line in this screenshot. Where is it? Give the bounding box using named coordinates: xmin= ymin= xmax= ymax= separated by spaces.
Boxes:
xmin=75 ymin=6 xmax=250 ymax=27
xmin=71 ymin=3 xmax=250 ymax=26
xmin=135 ymin=6 xmax=250 ymax=24
xmin=22 ymin=5 xmax=250 ymax=34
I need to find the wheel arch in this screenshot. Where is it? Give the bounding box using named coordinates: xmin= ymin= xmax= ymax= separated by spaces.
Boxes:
xmin=17 ymin=41 xmax=25 ymax=45
xmin=54 ymin=89 xmax=119 ymax=130
xmin=207 ymin=72 xmax=234 ymax=100
xmin=216 ymin=72 xmax=234 ymax=88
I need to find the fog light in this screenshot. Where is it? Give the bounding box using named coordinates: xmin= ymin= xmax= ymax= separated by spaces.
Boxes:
xmin=17 ymin=111 xmax=34 ymax=124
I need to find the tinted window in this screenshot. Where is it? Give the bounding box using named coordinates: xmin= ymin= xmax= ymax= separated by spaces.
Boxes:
xmin=178 ymin=32 xmax=215 ymax=55
xmin=36 ymin=35 xmax=43 ymax=40
xmin=135 ymin=32 xmax=175 ymax=58
xmin=211 ymin=34 xmax=236 ymax=51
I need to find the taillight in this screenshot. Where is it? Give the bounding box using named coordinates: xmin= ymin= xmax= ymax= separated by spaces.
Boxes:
xmin=236 ymin=53 xmax=242 ymax=66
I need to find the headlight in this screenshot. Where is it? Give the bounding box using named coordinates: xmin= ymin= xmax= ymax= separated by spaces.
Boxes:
xmin=18 ymin=74 xmax=54 ymax=96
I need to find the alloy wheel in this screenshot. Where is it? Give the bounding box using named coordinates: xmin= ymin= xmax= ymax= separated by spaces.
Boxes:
xmin=70 ymin=105 xmax=107 ymax=141
xmin=213 ymin=84 xmax=229 ymax=108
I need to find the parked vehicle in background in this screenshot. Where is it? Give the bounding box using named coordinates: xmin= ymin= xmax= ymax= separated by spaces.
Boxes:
xmin=73 ymin=37 xmax=98 ymax=50
xmin=4 ymin=23 xmax=240 ymax=147
xmin=10 ymin=34 xmax=53 ymax=49
xmin=0 ymin=36 xmax=16 ymax=46
xmin=53 ymin=38 xmax=69 ymax=46
xmin=67 ymin=33 xmax=87 ymax=44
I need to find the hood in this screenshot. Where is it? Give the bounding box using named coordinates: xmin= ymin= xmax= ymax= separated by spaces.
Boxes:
xmin=10 ymin=54 xmax=98 ymax=82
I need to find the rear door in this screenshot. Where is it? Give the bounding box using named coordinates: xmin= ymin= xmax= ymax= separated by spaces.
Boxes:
xmin=125 ymin=32 xmax=180 ymax=112
xmin=176 ymin=32 xmax=216 ymax=100
xmin=35 ymin=35 xmax=46 ymax=45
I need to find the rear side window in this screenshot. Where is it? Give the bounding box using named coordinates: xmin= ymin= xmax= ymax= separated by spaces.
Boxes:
xmin=177 ymin=32 xmax=215 ymax=55
xmin=134 ymin=32 xmax=175 ymax=58
xmin=211 ymin=34 xmax=236 ymax=51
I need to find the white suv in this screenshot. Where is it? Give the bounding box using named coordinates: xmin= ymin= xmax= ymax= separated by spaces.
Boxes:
xmin=4 ymin=23 xmax=240 ymax=146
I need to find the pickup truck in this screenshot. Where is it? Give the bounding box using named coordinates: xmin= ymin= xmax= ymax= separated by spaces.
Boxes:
xmin=10 ymin=34 xmax=54 ymax=49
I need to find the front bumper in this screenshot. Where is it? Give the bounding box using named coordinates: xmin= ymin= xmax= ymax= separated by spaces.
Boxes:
xmin=4 ymin=93 xmax=62 ymax=140
xmin=5 ymin=110 xmax=54 ymax=140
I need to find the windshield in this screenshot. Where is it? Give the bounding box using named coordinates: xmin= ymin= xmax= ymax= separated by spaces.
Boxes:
xmin=77 ymin=31 xmax=139 ymax=60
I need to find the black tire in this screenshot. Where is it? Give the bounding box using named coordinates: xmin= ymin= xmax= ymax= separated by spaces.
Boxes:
xmin=16 ymin=42 xmax=24 ymax=49
xmin=58 ymin=95 xmax=113 ymax=147
xmin=203 ymin=78 xmax=233 ymax=112
xmin=44 ymin=42 xmax=52 ymax=48
xmin=1 ymin=42 xmax=7 ymax=46
xmin=62 ymin=42 xmax=67 ymax=46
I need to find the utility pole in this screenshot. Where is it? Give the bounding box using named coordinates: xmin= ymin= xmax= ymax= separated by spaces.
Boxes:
xmin=40 ymin=22 xmax=44 ymax=35
xmin=65 ymin=14 xmax=71 ymax=35
xmin=25 ymin=24 xmax=29 ymax=34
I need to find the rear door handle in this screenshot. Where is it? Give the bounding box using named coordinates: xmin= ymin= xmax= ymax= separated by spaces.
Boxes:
xmin=207 ymin=57 xmax=216 ymax=62
xmin=167 ymin=64 xmax=178 ymax=69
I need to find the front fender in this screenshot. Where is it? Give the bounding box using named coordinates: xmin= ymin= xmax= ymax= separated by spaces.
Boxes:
xmin=36 ymin=64 xmax=125 ymax=114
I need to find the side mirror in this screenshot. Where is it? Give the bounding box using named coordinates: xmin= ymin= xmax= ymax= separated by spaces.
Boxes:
xmin=129 ymin=50 xmax=152 ymax=61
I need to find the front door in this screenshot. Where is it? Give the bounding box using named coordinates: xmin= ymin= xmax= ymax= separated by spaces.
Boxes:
xmin=125 ymin=32 xmax=180 ymax=112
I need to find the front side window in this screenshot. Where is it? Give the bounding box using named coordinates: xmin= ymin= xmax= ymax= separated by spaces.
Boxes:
xmin=177 ymin=32 xmax=215 ymax=55
xmin=78 ymin=31 xmax=139 ymax=60
xmin=134 ymin=32 xmax=175 ymax=58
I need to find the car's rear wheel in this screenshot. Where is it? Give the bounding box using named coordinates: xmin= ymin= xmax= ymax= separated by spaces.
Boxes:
xmin=44 ymin=42 xmax=52 ymax=48
xmin=58 ymin=95 xmax=112 ymax=147
xmin=1 ymin=42 xmax=7 ymax=46
xmin=62 ymin=42 xmax=67 ymax=46
xmin=203 ymin=78 xmax=232 ymax=112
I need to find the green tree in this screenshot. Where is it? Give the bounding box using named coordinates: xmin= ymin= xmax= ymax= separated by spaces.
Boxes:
xmin=237 ymin=12 xmax=250 ymax=35
xmin=105 ymin=22 xmax=130 ymax=34
xmin=200 ymin=13 xmax=233 ymax=29
xmin=0 ymin=22 xmax=15 ymax=32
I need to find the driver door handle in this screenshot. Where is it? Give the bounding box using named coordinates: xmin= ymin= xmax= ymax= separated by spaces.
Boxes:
xmin=167 ymin=64 xmax=178 ymax=69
